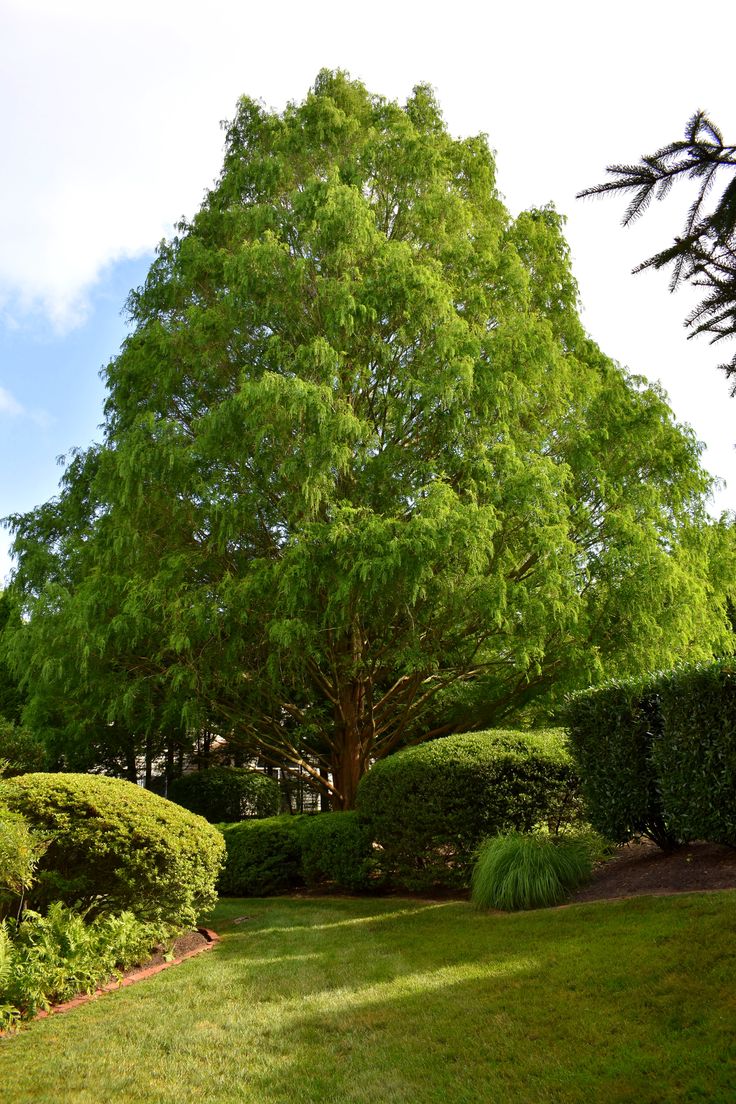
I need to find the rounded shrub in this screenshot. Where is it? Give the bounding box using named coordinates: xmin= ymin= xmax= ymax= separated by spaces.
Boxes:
xmin=1 ymin=773 xmax=225 ymax=927
xmin=471 ymin=831 xmax=593 ymax=911
xmin=218 ymin=816 xmax=306 ymax=897
xmin=299 ymin=812 xmax=375 ymax=892
xmin=168 ymin=766 xmax=280 ymax=823
xmin=356 ymin=728 xmax=578 ymax=890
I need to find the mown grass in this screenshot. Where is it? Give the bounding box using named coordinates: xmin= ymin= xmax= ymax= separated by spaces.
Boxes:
xmin=2 ymin=891 xmax=736 ymax=1103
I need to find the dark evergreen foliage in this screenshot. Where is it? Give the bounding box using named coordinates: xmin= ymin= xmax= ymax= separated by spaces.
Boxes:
xmin=579 ymin=112 xmax=736 ymax=386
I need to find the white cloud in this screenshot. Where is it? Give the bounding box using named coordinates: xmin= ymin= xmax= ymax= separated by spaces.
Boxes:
xmin=0 ymin=385 xmax=24 ymax=417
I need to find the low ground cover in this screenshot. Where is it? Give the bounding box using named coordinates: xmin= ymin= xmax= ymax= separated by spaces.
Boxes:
xmin=2 ymin=892 xmax=735 ymax=1103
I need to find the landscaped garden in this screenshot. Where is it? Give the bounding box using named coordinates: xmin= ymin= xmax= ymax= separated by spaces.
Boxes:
xmin=2 ymin=70 xmax=736 ymax=1102
xmin=2 ymin=892 xmax=736 ymax=1103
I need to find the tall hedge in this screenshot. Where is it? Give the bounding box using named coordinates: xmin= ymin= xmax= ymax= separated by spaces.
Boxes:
xmin=168 ymin=766 xmax=280 ymax=823
xmin=564 ymin=679 xmax=678 ymax=849
xmin=1 ymin=773 xmax=225 ymax=927
xmin=355 ymin=729 xmax=578 ymax=890
xmin=656 ymin=661 xmax=736 ymax=845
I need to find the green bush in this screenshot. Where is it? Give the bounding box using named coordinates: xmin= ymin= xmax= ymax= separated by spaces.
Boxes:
xmin=1 ymin=773 xmax=225 ymax=927
xmin=565 ymin=679 xmax=678 ymax=849
xmin=470 ymin=831 xmax=593 ymax=911
xmin=218 ymin=816 xmax=306 ymax=896
xmin=0 ymin=904 xmax=167 ymax=1030
xmin=0 ymin=719 xmax=47 ymax=777
xmin=168 ymin=767 xmax=280 ymax=823
xmin=655 ymin=661 xmax=736 ymax=845
xmin=355 ymin=729 xmax=579 ymax=890
xmin=299 ymin=812 xmax=375 ymax=892
xmin=0 ymin=802 xmax=47 ymax=921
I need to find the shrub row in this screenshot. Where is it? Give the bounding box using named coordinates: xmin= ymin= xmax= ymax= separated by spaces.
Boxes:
xmin=218 ymin=729 xmax=580 ymax=895
xmin=566 ymin=660 xmax=736 ymax=848
xmin=218 ymin=811 xmax=374 ymax=896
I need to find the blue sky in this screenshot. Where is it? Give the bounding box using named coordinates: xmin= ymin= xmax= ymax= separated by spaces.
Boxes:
xmin=2 ymin=0 xmax=736 ymax=583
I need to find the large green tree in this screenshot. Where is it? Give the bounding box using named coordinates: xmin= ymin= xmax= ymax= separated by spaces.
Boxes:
xmin=6 ymin=73 xmax=735 ymax=807
xmin=578 ymin=111 xmax=736 ymax=388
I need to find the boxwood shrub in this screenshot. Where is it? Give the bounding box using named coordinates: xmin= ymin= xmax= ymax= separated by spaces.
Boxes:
xmin=355 ymin=729 xmax=579 ymax=890
xmin=655 ymin=661 xmax=736 ymax=845
xmin=1 ymin=773 xmax=225 ymax=927
xmin=565 ymin=679 xmax=678 ymax=849
xmin=218 ymin=816 xmax=307 ymax=897
xmin=168 ymin=766 xmax=280 ymax=823
xmin=299 ymin=812 xmax=375 ymax=891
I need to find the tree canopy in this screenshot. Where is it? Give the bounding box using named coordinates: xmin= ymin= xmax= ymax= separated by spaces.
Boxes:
xmin=578 ymin=111 xmax=736 ymax=388
xmin=5 ymin=72 xmax=735 ymax=807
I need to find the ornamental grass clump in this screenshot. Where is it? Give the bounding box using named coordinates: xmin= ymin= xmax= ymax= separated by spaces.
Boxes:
xmin=471 ymin=831 xmax=593 ymax=911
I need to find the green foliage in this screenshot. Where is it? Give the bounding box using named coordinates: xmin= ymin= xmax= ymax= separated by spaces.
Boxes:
xmin=0 ymin=802 xmax=47 ymax=921
xmin=579 ymin=112 xmax=736 ymax=384
xmin=0 ymin=718 xmax=48 ymax=777
xmin=564 ymin=680 xmax=679 ymax=849
xmin=299 ymin=811 xmax=375 ymax=891
xmin=0 ymin=904 xmax=167 ymax=1029
xmin=218 ymin=816 xmax=306 ymax=897
xmin=1 ymin=773 xmax=225 ymax=927
xmin=168 ymin=766 xmax=280 ymax=823
xmin=0 ymin=591 xmax=25 ymax=725
xmin=6 ymin=73 xmax=735 ymax=812
xmin=470 ymin=831 xmax=593 ymax=910
xmin=355 ymin=728 xmax=580 ymax=890
xmin=655 ymin=661 xmax=736 ymax=845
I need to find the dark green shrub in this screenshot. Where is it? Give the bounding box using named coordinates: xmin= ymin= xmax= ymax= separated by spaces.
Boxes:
xmin=565 ymin=679 xmax=678 ymax=849
xmin=655 ymin=661 xmax=736 ymax=845
xmin=299 ymin=812 xmax=375 ymax=892
xmin=168 ymin=767 xmax=280 ymax=823
xmin=1 ymin=773 xmax=225 ymax=927
xmin=471 ymin=831 xmax=593 ymax=911
xmin=0 ymin=719 xmax=47 ymax=777
xmin=218 ymin=816 xmax=306 ymax=896
xmin=355 ymin=729 xmax=579 ymax=890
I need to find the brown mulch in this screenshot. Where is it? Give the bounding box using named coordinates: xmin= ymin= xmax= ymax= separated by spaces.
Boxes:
xmin=568 ymin=839 xmax=736 ymax=904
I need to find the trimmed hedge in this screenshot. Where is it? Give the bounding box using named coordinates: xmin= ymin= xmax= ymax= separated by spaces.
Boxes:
xmin=218 ymin=816 xmax=306 ymax=896
xmin=168 ymin=767 xmax=280 ymax=823
xmin=218 ymin=812 xmax=376 ymax=896
xmin=299 ymin=812 xmax=375 ymax=891
xmin=1 ymin=773 xmax=225 ymax=927
xmin=565 ymin=679 xmax=677 ymax=849
xmin=656 ymin=661 xmax=736 ymax=845
xmin=355 ymin=729 xmax=579 ymax=890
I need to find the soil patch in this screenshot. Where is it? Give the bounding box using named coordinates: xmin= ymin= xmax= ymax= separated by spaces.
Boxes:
xmin=569 ymin=839 xmax=736 ymax=903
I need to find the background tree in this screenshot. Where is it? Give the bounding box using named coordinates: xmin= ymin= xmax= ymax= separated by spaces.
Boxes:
xmin=578 ymin=112 xmax=736 ymax=388
xmin=6 ymin=73 xmax=735 ymax=808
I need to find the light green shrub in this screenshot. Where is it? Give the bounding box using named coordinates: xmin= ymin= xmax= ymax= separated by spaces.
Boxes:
xmin=0 ymin=904 xmax=167 ymax=1030
xmin=2 ymin=773 xmax=225 ymax=927
xmin=471 ymin=831 xmax=593 ymax=910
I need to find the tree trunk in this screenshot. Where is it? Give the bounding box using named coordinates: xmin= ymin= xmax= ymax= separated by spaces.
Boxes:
xmin=331 ymin=677 xmax=368 ymax=810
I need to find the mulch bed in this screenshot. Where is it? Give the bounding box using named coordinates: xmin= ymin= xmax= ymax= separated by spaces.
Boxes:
xmin=569 ymin=839 xmax=736 ymax=903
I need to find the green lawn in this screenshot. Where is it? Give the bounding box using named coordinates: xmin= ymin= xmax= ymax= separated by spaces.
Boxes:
xmin=2 ymin=892 xmax=736 ymax=1103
